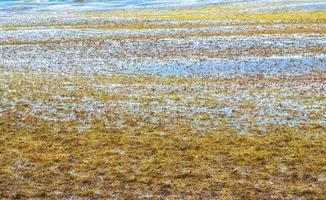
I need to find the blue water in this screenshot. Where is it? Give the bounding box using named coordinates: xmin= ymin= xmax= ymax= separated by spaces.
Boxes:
xmin=0 ymin=0 xmax=221 ymax=13
xmin=1 ymin=0 xmax=325 ymax=14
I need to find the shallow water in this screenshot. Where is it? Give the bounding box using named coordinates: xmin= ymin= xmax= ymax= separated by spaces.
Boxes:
xmin=112 ymin=55 xmax=326 ymax=77
xmin=0 ymin=0 xmax=219 ymax=13
xmin=1 ymin=0 xmax=325 ymax=14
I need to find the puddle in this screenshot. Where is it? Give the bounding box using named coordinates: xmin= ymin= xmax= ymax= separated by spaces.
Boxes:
xmin=118 ymin=55 xmax=326 ymax=77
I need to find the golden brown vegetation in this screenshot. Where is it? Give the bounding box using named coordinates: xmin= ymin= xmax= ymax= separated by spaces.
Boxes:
xmin=83 ymin=8 xmax=326 ymax=21
xmin=0 ymin=68 xmax=325 ymax=199
xmin=1 ymin=4 xmax=326 ymax=199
